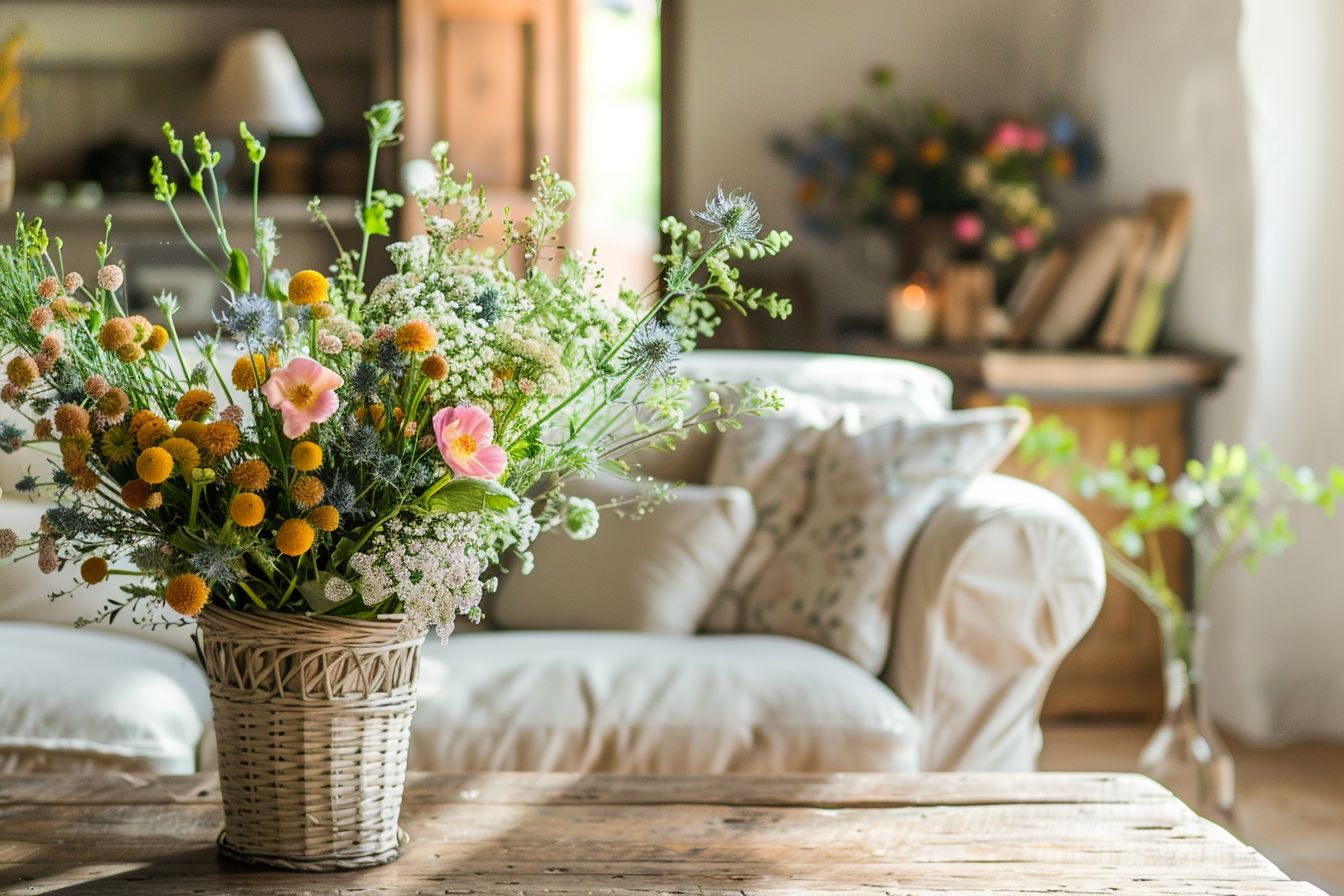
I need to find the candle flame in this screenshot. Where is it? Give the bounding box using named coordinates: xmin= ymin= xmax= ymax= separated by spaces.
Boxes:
xmin=900 ymin=284 xmax=927 ymax=311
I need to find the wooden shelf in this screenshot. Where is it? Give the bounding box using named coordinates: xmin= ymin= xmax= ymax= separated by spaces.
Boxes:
xmin=846 ymin=338 xmax=1234 ymax=402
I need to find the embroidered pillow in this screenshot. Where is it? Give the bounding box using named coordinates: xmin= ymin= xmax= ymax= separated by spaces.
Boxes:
xmin=737 ymin=407 xmax=1028 ymax=671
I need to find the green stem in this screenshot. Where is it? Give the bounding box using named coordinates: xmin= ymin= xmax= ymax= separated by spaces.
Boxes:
xmin=355 ymin=138 xmax=380 ymax=290
xmin=163 ymin=197 xmax=227 ymax=281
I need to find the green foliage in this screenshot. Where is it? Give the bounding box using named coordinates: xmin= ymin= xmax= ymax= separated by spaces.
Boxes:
xmin=1018 ymin=407 xmax=1344 ymax=654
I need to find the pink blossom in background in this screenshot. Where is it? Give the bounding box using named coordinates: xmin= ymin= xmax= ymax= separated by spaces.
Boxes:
xmin=260 ymin=357 xmax=344 ymax=438
xmin=1012 ymin=227 xmax=1041 ymax=253
xmin=991 ymin=121 xmax=1026 ymax=152
xmin=953 ymin=213 xmax=985 ymax=244
xmin=433 ymin=405 xmax=507 ymax=480
xmin=1023 ymin=126 xmax=1048 ymax=153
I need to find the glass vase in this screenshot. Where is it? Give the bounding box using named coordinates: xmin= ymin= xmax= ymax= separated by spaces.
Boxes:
xmin=1138 ymin=612 xmax=1237 ymax=825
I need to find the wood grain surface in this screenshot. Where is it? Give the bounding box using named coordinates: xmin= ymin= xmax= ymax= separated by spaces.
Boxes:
xmin=0 ymin=772 xmax=1326 ymax=895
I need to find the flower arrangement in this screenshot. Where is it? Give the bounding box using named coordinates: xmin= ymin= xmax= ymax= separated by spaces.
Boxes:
xmin=0 ymin=100 xmax=793 ymax=641
xmin=772 ymin=66 xmax=1097 ymax=271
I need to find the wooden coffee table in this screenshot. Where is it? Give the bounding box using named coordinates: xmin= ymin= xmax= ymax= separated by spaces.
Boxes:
xmin=0 ymin=772 xmax=1326 ymax=894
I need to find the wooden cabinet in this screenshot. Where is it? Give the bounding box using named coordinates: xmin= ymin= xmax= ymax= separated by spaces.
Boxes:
xmin=850 ymin=341 xmax=1232 ymax=718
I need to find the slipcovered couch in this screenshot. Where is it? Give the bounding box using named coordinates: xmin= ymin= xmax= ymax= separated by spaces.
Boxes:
xmin=0 ymin=351 xmax=1104 ymax=775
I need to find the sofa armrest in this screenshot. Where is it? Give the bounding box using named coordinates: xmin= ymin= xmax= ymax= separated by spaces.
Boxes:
xmin=884 ymin=474 xmax=1104 ymax=771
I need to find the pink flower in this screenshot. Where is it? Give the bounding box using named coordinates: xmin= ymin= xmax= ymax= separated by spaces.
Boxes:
xmin=953 ymin=213 xmax=984 ymax=244
xmin=432 ymin=405 xmax=507 ymax=480
xmin=261 ymin=357 xmax=344 ymax=438
xmin=991 ymin=121 xmax=1026 ymax=152
xmin=1012 ymin=227 xmax=1041 ymax=253
xmin=1023 ymin=126 xmax=1048 ymax=153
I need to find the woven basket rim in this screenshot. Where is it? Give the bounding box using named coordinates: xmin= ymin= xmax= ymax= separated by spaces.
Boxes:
xmin=198 ymin=604 xmax=424 ymax=649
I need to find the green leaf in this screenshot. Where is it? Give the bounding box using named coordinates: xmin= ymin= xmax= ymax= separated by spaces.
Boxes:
xmin=330 ymin=537 xmax=360 ymax=569
xmin=423 ymin=477 xmax=519 ymax=515
xmin=299 ymin=572 xmax=358 ymax=615
xmin=227 ymin=248 xmax=250 ymax=292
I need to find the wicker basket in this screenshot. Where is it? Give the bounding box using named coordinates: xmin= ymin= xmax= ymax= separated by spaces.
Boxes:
xmin=195 ymin=605 xmax=424 ymax=871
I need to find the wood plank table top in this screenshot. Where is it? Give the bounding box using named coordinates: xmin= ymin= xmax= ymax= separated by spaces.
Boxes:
xmin=0 ymin=772 xmax=1326 ymax=895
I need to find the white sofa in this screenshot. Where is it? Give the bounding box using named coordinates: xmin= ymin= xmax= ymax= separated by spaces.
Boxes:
xmin=0 ymin=351 xmax=1104 ymax=775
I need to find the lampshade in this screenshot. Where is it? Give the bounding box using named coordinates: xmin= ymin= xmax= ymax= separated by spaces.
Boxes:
xmin=200 ymin=30 xmax=323 ymax=137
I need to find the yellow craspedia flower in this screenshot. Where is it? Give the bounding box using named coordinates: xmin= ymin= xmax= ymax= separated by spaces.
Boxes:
xmin=174 ymin=420 xmax=206 ymax=445
xmin=275 ymin=518 xmax=315 ymax=557
xmin=394 ymin=320 xmax=437 ymax=353
xmin=306 ymin=505 xmax=340 ymax=532
xmin=290 ymin=475 xmax=325 ymax=509
xmin=175 ymin=389 xmax=216 ymax=422
xmin=100 ymin=426 xmax=136 ymax=464
xmin=291 ymin=441 xmax=322 ymax=472
xmin=200 ymin=421 xmax=241 ymax=458
xmin=288 ymin=269 xmax=329 ymax=306
xmin=229 ymin=492 xmax=265 ymax=528
xmin=115 ymin=342 xmax=146 ymax=364
xmin=231 ymin=353 xmax=274 ymax=391
xmin=80 ymin=557 xmax=109 ymax=585
xmin=135 ymin=415 xmax=172 ymax=450
xmin=144 ymin=324 xmax=170 ymax=352
xmin=165 ymin=573 xmax=209 ymax=616
xmin=229 ymin=458 xmax=271 ymax=492
xmin=136 ymin=446 xmax=174 ymax=484
xmin=160 ymin=437 xmax=200 ymax=477
xmin=120 ymin=478 xmax=157 ymax=510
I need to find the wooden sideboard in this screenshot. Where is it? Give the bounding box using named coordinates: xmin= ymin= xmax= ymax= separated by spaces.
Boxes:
xmin=849 ymin=340 xmax=1233 ymax=719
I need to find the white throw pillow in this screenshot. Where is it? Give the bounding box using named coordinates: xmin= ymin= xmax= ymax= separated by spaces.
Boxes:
xmin=737 ymin=407 xmax=1028 ymax=671
xmin=491 ymin=476 xmax=756 ymax=634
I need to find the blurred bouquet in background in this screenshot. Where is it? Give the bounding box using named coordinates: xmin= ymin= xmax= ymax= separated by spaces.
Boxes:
xmin=772 ymin=65 xmax=1099 ymax=277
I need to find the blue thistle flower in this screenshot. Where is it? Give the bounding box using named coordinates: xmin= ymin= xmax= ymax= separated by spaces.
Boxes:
xmin=620 ymin=321 xmax=681 ymax=381
xmin=189 ymin=543 xmax=241 ymax=587
xmin=0 ymin=422 xmax=23 ymax=452
xmin=373 ymin=453 xmax=402 ymax=485
xmin=692 ymin=185 xmax=762 ymax=245
xmin=327 ymin=478 xmax=357 ymax=514
xmin=474 ymin=280 xmax=501 ymax=324
xmin=14 ymin=475 xmax=38 ymax=493
xmin=345 ymin=421 xmax=380 ymax=464
xmin=376 ymin=339 xmax=406 ymax=375
xmin=216 ymin=293 xmax=282 ymax=345
xmin=348 ymin=363 xmax=382 ymax=400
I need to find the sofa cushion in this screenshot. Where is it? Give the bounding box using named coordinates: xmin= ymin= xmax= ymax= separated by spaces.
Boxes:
xmin=0 ymin=498 xmax=196 ymax=654
xmin=492 ymin=478 xmax=755 ymax=634
xmin=405 ymin=631 xmax=920 ymax=773
xmin=0 ymin=622 xmax=211 ymax=773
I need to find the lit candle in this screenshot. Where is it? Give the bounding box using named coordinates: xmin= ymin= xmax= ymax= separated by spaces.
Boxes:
xmin=887 ymin=276 xmax=938 ymax=346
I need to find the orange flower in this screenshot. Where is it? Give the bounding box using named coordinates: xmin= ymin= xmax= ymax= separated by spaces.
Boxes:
xmin=175 ymin=389 xmax=216 ymax=422
xmin=174 ymin=420 xmax=207 ymax=445
xmin=394 ymin=320 xmax=438 ymax=353
xmin=291 ymin=441 xmax=322 ymax=472
xmin=165 ymin=574 xmax=209 ymax=616
xmin=6 ymin=355 xmax=37 ymax=390
xmin=275 ymin=518 xmax=315 ymax=557
xmin=136 ymin=446 xmax=174 ymax=484
xmin=135 ymin=416 xmax=172 ymax=450
xmin=231 ymin=352 xmax=276 ymax=391
xmin=229 ymin=493 xmax=265 ymax=528
xmin=53 ymin=404 xmax=90 ymax=437
xmin=80 ymin=557 xmax=109 ymax=584
xmin=144 ymin=325 xmax=170 ymax=352
xmin=160 ymin=437 xmax=200 ymax=477
xmin=229 ymin=458 xmax=271 ymax=492
xmin=120 ymin=479 xmax=157 ymax=510
xmin=306 ymin=505 xmax=339 ymax=532
xmin=287 ymin=270 xmax=329 ymax=306
xmin=290 ymin=475 xmax=325 ymax=509
xmin=200 ymin=421 xmax=241 ymax=458
xmin=97 ymin=318 xmax=135 ymax=351
xmin=421 ymin=354 xmax=449 ymax=380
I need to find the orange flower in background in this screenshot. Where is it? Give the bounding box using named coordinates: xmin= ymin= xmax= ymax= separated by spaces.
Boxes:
xmin=291 ymin=441 xmax=322 ymax=472
xmin=136 ymin=446 xmax=174 ymax=484
xmin=175 ymin=389 xmax=216 ymax=422
xmin=229 ymin=458 xmax=271 ymax=492
xmin=868 ymin=146 xmax=897 ymax=175
xmin=287 ymin=270 xmax=329 ymax=306
xmin=794 ymin=179 xmax=820 ymax=208
xmin=421 ymin=355 xmax=448 ymax=380
xmin=135 ymin=415 xmax=171 ymax=450
xmin=290 ymin=475 xmax=325 ymax=510
xmin=200 ymin=421 xmax=241 ymax=458
xmin=144 ymin=325 xmax=169 ymax=352
xmin=306 ymin=505 xmax=339 ymax=532
xmin=394 ymin=320 xmax=437 ymax=353
xmin=80 ymin=557 xmax=108 ymax=584
xmin=231 ymin=352 xmax=276 ymax=391
xmin=918 ymin=138 xmax=947 ymax=167
xmin=120 ymin=479 xmax=155 ymax=510
xmin=174 ymin=420 xmax=206 ymax=445
xmin=890 ymin=188 xmax=921 ymax=222
xmin=53 ymin=403 xmax=89 ymax=436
